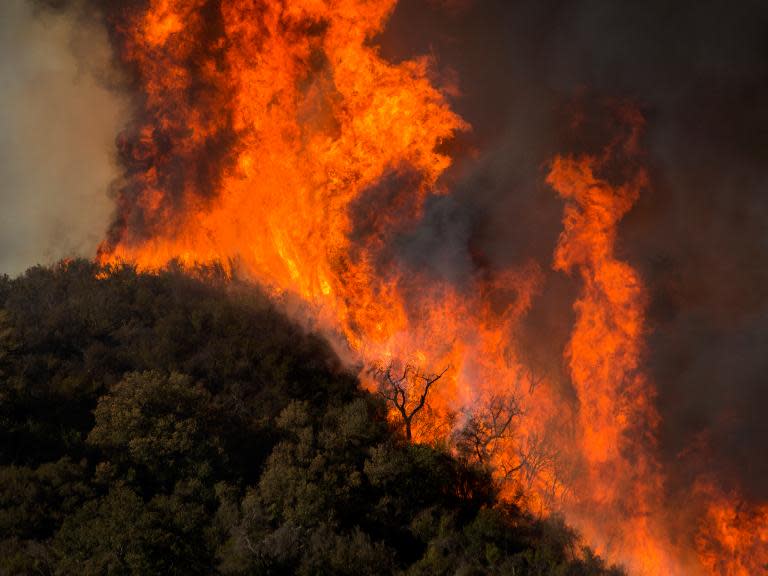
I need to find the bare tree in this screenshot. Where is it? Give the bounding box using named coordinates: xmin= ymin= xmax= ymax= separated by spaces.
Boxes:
xmin=456 ymin=393 xmax=522 ymax=470
xmin=516 ymin=431 xmax=556 ymax=486
xmin=516 ymin=430 xmax=567 ymax=510
xmin=525 ymin=364 xmax=546 ymax=395
xmin=371 ymin=362 xmax=448 ymax=443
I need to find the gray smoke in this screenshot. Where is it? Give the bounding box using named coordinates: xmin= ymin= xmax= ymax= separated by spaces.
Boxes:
xmin=0 ymin=0 xmax=124 ymax=275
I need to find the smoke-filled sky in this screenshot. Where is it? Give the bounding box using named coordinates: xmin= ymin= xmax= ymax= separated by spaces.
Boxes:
xmin=0 ymin=0 xmax=123 ymax=276
xmin=3 ymin=0 xmax=767 ymax=505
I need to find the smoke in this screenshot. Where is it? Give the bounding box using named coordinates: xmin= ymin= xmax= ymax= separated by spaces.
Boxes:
xmin=0 ymin=0 xmax=124 ymax=276
xmin=377 ymin=0 xmax=768 ymax=502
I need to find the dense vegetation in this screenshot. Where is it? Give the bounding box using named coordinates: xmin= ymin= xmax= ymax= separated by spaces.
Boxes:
xmin=0 ymin=261 xmax=623 ymax=575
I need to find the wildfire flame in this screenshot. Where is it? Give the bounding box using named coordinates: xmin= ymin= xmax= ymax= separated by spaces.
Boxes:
xmin=548 ymin=142 xmax=676 ymax=574
xmin=695 ymin=483 xmax=768 ymax=576
xmin=94 ymin=1 xmax=766 ymax=573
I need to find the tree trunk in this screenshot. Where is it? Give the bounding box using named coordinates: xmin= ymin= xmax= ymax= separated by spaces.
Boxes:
xmin=404 ymin=418 xmax=412 ymax=443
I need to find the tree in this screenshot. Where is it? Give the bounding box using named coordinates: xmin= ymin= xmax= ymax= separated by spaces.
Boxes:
xmin=87 ymin=370 xmax=216 ymax=489
xmin=371 ymin=363 xmax=447 ymax=443
xmin=0 ymin=309 xmax=17 ymax=374
xmin=455 ymin=393 xmax=522 ymax=472
xmin=0 ymin=263 xmax=623 ymax=575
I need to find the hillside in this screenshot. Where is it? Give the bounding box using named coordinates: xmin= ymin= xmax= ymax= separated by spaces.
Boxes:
xmin=0 ymin=261 xmax=623 ymax=575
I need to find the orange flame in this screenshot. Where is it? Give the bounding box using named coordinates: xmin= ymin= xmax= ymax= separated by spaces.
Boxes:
xmin=548 ymin=148 xmax=679 ymax=574
xmin=96 ymin=1 xmax=766 ymax=574
xmin=695 ymin=485 xmax=768 ymax=576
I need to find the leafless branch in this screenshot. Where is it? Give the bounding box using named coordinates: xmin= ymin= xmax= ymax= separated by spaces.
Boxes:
xmin=371 ymin=362 xmax=448 ymax=442
xmin=456 ymin=393 xmax=522 ymax=469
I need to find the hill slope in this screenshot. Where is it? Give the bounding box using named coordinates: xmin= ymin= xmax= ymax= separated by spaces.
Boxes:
xmin=0 ymin=261 xmax=623 ymax=575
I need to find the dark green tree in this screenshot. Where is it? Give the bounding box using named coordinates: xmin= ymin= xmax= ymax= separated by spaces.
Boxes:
xmin=0 ymin=262 xmax=623 ymax=576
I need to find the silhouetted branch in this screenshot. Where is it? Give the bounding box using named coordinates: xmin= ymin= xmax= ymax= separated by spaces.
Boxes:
xmin=372 ymin=362 xmax=448 ymax=442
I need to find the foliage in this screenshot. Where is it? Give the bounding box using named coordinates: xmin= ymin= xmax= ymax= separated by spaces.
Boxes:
xmin=0 ymin=261 xmax=624 ymax=575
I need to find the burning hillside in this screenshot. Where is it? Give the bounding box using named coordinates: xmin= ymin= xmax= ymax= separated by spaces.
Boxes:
xmin=12 ymin=0 xmax=768 ymax=574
